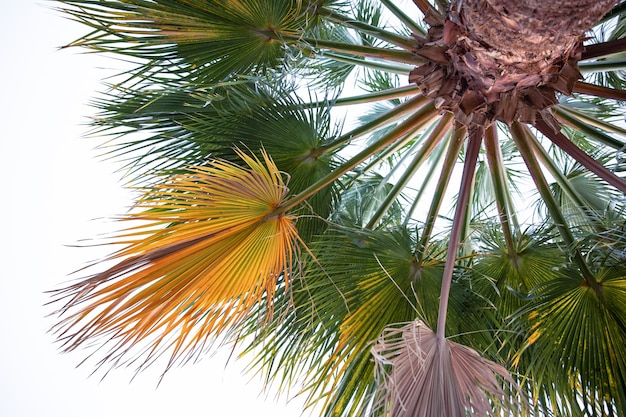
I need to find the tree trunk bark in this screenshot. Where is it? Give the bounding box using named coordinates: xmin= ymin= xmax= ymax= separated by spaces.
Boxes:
xmin=456 ymin=0 xmax=617 ymax=76
xmin=410 ymin=0 xmax=617 ymax=127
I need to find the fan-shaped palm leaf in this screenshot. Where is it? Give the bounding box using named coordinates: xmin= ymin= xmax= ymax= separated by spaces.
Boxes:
xmin=94 ymin=80 xmax=340 ymax=240
xmin=513 ymin=266 xmax=626 ymax=415
xmin=58 ymin=0 xmax=311 ymax=83
xmin=471 ymin=224 xmax=565 ymax=317
xmin=372 ymin=319 xmax=518 ymax=417
xmin=240 ymin=224 xmax=491 ymax=417
xmin=50 ymin=149 xmax=299 ymax=371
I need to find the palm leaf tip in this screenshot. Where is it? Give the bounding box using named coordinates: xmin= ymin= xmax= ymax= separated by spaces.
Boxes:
xmin=49 ymin=149 xmax=299 ymax=371
xmin=372 ymin=319 xmax=522 ymax=417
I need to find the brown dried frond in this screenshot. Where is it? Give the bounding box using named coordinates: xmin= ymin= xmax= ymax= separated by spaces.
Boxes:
xmin=372 ymin=320 xmax=522 ymax=417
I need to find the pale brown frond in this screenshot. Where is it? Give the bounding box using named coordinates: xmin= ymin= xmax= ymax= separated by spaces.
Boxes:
xmin=372 ymin=320 xmax=521 ymax=417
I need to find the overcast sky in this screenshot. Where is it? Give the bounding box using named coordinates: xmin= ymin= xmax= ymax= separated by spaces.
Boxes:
xmin=0 ymin=2 xmax=312 ymax=416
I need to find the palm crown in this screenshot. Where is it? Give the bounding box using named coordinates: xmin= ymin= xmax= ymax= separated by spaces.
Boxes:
xmin=50 ymin=0 xmax=626 ymax=416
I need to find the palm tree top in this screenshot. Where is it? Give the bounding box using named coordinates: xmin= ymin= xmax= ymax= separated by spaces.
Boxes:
xmin=50 ymin=1 xmax=626 ymax=416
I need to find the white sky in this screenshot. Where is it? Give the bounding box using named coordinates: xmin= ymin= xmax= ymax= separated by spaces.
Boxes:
xmin=0 ymin=1 xmax=311 ymax=416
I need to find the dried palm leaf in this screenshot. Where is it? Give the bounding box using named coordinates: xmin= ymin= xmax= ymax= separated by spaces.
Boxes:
xmin=372 ymin=319 xmax=520 ymax=417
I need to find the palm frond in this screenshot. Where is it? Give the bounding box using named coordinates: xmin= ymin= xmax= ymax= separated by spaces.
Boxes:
xmin=513 ymin=267 xmax=626 ymax=415
xmin=372 ymin=319 xmax=520 ymax=417
xmin=58 ymin=0 xmax=311 ymax=83
xmin=240 ymin=225 xmax=452 ymax=417
xmin=50 ymin=149 xmax=299 ymax=372
xmin=471 ymin=224 xmax=565 ymax=317
xmin=93 ymin=80 xmax=340 ymax=240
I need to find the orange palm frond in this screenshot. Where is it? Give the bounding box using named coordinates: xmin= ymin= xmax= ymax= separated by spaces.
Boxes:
xmin=49 ymin=149 xmax=299 ymax=372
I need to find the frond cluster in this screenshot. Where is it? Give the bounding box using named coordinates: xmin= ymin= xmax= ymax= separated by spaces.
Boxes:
xmin=51 ymin=1 xmax=626 ymax=416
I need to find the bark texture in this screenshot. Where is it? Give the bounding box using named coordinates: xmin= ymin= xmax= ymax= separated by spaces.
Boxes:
xmin=410 ymin=0 xmax=617 ymax=128
xmin=459 ymin=0 xmax=616 ymax=71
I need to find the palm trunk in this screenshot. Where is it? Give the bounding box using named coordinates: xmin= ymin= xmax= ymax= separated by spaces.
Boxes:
xmin=456 ymin=0 xmax=616 ymax=74
xmin=411 ymin=0 xmax=616 ymax=127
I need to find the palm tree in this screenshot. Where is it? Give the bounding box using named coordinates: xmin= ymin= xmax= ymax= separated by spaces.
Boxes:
xmin=49 ymin=0 xmax=626 ymax=415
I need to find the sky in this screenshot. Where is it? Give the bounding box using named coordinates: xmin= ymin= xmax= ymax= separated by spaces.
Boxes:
xmin=0 ymin=1 xmax=311 ymax=416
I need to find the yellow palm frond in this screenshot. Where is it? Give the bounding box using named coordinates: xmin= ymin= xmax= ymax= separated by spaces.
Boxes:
xmin=50 ymin=149 xmax=299 ymax=371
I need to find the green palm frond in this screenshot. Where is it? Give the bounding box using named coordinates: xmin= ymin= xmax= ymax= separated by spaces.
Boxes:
xmin=266 ymin=226 xmax=424 ymax=416
xmin=471 ymin=224 xmax=565 ymax=317
xmin=513 ymin=267 xmax=626 ymax=415
xmin=94 ymin=80 xmax=340 ymax=240
xmin=58 ymin=0 xmax=313 ymax=83
xmin=241 ymin=225 xmax=491 ymax=417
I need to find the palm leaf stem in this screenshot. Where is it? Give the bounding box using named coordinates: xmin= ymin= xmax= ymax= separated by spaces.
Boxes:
xmin=553 ymin=105 xmax=626 ymax=143
xmin=510 ymin=122 xmax=602 ymax=293
xmin=320 ymin=94 xmax=430 ymax=153
xmin=417 ymin=125 xmax=467 ymax=261
xmin=377 ymin=113 xmax=451 ymax=182
xmin=525 ymin=128 xmax=607 ymax=230
xmin=433 ymin=0 xmax=449 ymax=14
xmin=280 ymin=33 xmax=424 ymax=64
xmin=436 ymin=127 xmax=483 ymax=340
xmin=319 ymin=51 xmax=413 ymax=74
xmin=534 ymin=117 xmax=626 ymax=193
xmin=458 ymin=166 xmax=477 ymax=249
xmin=316 ymin=7 xmax=417 ymax=49
xmin=280 ymin=101 xmax=438 ymax=213
xmin=496 ymin=131 xmax=521 ymax=232
xmin=579 ymin=59 xmax=626 ymax=73
xmin=378 ymin=129 xmax=432 ymax=184
xmin=573 ymin=81 xmax=626 ymax=101
xmin=484 ymin=125 xmax=518 ymax=258
xmin=346 ymin=118 xmax=447 ymax=194
xmin=404 ymin=138 xmax=448 ymax=227
xmin=554 ymin=108 xmax=626 ymax=151
xmin=357 ymin=121 xmax=429 ymax=175
xmin=302 ymin=85 xmax=420 ymax=109
xmin=412 ymin=0 xmax=439 ymax=17
xmin=366 ymin=113 xmax=454 ymax=228
xmin=582 ymin=38 xmax=626 ymax=60
xmin=379 ymin=0 xmax=426 ymax=35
